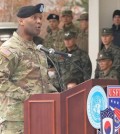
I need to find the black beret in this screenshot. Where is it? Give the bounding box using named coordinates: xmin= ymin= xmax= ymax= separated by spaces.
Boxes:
xmin=17 ymin=3 xmax=44 ymax=18
xmin=113 ymin=10 xmax=120 ymax=18
xmin=47 ymin=14 xmax=59 ymax=21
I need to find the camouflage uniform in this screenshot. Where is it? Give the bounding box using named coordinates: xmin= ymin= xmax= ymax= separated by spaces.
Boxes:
xmin=95 ymin=28 xmax=120 ymax=78
xmin=96 ymin=51 xmax=120 ymax=82
xmin=95 ymin=42 xmax=120 ymax=78
xmin=77 ymin=30 xmax=88 ymax=53
xmin=0 ymin=32 xmax=57 ymax=134
xmin=58 ymin=23 xmax=80 ymax=51
xmin=76 ymin=13 xmax=89 ymax=53
xmin=99 ymin=67 xmax=120 ymax=81
xmin=58 ymin=45 xmax=92 ymax=89
xmin=44 ymin=29 xmax=63 ymax=51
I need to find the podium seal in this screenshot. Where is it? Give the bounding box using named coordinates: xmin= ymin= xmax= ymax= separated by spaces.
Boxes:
xmin=87 ymin=85 xmax=107 ymax=129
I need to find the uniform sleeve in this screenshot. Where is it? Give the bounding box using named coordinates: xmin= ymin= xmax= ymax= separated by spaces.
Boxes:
xmin=80 ymin=53 xmax=92 ymax=80
xmin=0 ymin=47 xmax=30 ymax=101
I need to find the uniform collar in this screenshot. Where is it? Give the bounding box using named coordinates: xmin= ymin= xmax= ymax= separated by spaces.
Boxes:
xmin=13 ymin=32 xmax=36 ymax=49
xmin=63 ymin=22 xmax=74 ymax=30
xmin=65 ymin=45 xmax=78 ymax=53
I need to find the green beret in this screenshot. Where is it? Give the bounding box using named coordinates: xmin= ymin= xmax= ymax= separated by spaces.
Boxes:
xmin=61 ymin=10 xmax=72 ymax=16
xmin=101 ymin=28 xmax=113 ymax=36
xmin=96 ymin=51 xmax=113 ymax=61
xmin=64 ymin=31 xmax=76 ymax=40
xmin=17 ymin=3 xmax=44 ymax=18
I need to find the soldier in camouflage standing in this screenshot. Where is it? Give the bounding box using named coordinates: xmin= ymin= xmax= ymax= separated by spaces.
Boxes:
xmin=0 ymin=4 xmax=57 ymax=134
xmin=96 ymin=51 xmax=120 ymax=83
xmin=95 ymin=28 xmax=120 ymax=78
xmin=77 ymin=13 xmax=89 ymax=53
xmin=57 ymin=31 xmax=92 ymax=89
xmin=44 ymin=14 xmax=63 ymax=50
xmin=44 ymin=14 xmax=63 ymax=91
xmin=57 ymin=9 xmax=80 ymax=51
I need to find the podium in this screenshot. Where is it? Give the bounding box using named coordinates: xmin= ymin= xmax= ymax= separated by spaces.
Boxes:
xmin=24 ymin=79 xmax=118 ymax=134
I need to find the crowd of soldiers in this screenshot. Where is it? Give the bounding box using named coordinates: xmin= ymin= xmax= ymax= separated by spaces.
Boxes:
xmin=37 ymin=9 xmax=120 ymax=91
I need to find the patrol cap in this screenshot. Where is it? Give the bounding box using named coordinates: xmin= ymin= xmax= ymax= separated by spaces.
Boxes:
xmin=77 ymin=13 xmax=88 ymax=21
xmin=17 ymin=3 xmax=44 ymax=18
xmin=64 ymin=31 xmax=76 ymax=40
xmin=47 ymin=14 xmax=59 ymax=21
xmin=113 ymin=10 xmax=120 ymax=18
xmin=61 ymin=10 xmax=73 ymax=16
xmin=96 ymin=51 xmax=113 ymax=61
xmin=101 ymin=28 xmax=113 ymax=36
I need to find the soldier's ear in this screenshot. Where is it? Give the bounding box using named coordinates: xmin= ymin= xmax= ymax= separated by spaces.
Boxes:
xmin=17 ymin=17 xmax=24 ymax=26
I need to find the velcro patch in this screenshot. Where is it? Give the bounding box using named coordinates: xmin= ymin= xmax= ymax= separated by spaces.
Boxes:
xmin=0 ymin=47 xmax=12 ymax=58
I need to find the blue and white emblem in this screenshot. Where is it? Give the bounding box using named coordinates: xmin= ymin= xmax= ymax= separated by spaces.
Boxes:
xmin=87 ymin=85 xmax=107 ymax=129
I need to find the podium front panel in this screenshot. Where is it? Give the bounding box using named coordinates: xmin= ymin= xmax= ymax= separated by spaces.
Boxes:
xmin=66 ymin=89 xmax=86 ymax=134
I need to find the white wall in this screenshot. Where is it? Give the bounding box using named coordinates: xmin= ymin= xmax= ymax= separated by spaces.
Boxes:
xmin=89 ymin=0 xmax=100 ymax=78
xmin=89 ymin=0 xmax=120 ymax=78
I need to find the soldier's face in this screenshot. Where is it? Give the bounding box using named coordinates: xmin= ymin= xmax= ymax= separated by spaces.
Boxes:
xmin=48 ymin=19 xmax=59 ymax=30
xmin=64 ymin=38 xmax=76 ymax=49
xmin=101 ymin=35 xmax=113 ymax=45
xmin=113 ymin=15 xmax=120 ymax=26
xmin=61 ymin=15 xmax=73 ymax=25
xmin=98 ymin=59 xmax=112 ymax=71
xmin=20 ymin=13 xmax=42 ymax=37
xmin=79 ymin=20 xmax=88 ymax=31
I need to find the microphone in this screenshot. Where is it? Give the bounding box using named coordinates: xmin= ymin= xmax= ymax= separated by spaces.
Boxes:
xmin=36 ymin=44 xmax=50 ymax=54
xmin=36 ymin=44 xmax=72 ymax=57
xmin=49 ymin=48 xmax=72 ymax=58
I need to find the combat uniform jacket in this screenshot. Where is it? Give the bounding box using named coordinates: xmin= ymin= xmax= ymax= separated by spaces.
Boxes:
xmin=0 ymin=32 xmax=57 ymax=123
xmin=58 ymin=45 xmax=92 ymax=88
xmin=77 ymin=30 xmax=88 ymax=53
xmin=95 ymin=42 xmax=120 ymax=78
xmin=44 ymin=29 xmax=64 ymax=51
xmin=99 ymin=67 xmax=120 ymax=83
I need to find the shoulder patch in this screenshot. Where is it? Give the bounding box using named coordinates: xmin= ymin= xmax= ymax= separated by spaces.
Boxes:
xmin=0 ymin=47 xmax=12 ymax=59
xmin=0 ymin=47 xmax=11 ymax=57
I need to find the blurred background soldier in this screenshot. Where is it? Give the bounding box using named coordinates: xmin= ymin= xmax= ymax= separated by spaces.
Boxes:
xmin=57 ymin=9 xmax=80 ymax=51
xmin=111 ymin=10 xmax=120 ymax=47
xmin=60 ymin=9 xmax=80 ymax=33
xmin=96 ymin=51 xmax=120 ymax=83
xmin=95 ymin=28 xmax=120 ymax=78
xmin=44 ymin=13 xmax=63 ymax=51
xmin=0 ymin=3 xmax=57 ymax=134
xmin=77 ymin=13 xmax=88 ymax=53
xmin=57 ymin=31 xmax=92 ymax=89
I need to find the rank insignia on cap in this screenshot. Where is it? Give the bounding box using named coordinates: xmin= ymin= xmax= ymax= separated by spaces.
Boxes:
xmin=99 ymin=54 xmax=103 ymax=58
xmin=39 ymin=4 xmax=44 ymax=12
xmin=65 ymin=33 xmax=70 ymax=36
xmin=53 ymin=15 xmax=56 ymax=18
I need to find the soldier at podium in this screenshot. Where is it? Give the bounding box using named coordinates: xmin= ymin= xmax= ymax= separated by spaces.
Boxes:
xmin=0 ymin=3 xmax=57 ymax=134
